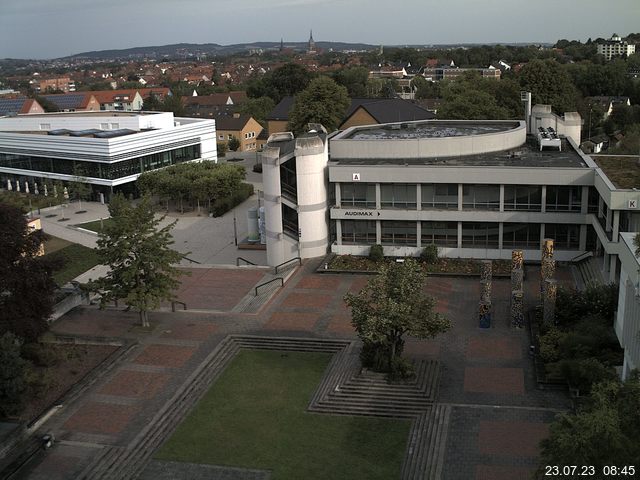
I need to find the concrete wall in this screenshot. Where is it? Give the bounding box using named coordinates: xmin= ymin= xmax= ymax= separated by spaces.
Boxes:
xmin=330 ymin=120 xmax=526 ymax=160
xmin=261 ymin=144 xmax=287 ymax=266
xmin=295 ymin=136 xmax=329 ymax=259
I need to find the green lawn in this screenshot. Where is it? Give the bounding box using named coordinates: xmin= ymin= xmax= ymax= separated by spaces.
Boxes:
xmin=156 ymin=350 xmax=410 ymax=480
xmin=74 ymin=218 xmax=113 ymax=233
xmin=43 ymin=239 xmax=100 ymax=286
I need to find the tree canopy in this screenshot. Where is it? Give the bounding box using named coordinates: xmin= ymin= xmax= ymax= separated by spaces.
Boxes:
xmin=0 ymin=204 xmax=58 ymax=343
xmin=247 ymin=63 xmax=314 ymax=103
xmin=89 ymin=195 xmax=185 ymax=327
xmin=287 ymin=76 xmax=350 ymax=134
xmin=344 ymin=259 xmax=451 ymax=376
xmin=519 ymin=59 xmax=580 ymax=113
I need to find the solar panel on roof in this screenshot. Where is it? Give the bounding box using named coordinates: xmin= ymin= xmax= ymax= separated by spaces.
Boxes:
xmin=42 ymin=94 xmax=85 ymax=110
xmin=0 ymin=98 xmax=26 ymax=115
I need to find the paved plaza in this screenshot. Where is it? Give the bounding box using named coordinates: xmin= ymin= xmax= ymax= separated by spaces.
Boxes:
xmin=18 ymin=259 xmax=575 ymax=479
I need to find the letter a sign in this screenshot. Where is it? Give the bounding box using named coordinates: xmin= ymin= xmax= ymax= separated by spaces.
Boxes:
xmin=352 ymin=173 xmax=361 ymax=181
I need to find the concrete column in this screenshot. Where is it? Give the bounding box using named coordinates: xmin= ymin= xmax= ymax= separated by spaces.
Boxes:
xmin=262 ymin=147 xmax=285 ymax=267
xmin=498 ymin=222 xmax=504 ymax=251
xmin=336 ymin=219 xmax=342 ymax=246
xmin=581 ymin=185 xmax=589 ymax=214
xmin=416 ymin=184 xmax=422 ymax=211
xmin=457 ymin=221 xmax=463 ymax=249
xmin=613 ymin=210 xmax=620 ymax=241
xmin=499 ymin=185 xmax=505 ymax=213
xmin=458 ymin=183 xmax=463 ymax=211
xmin=606 ymin=206 xmax=612 ymax=231
xmin=539 ymin=223 xmax=546 ymax=251
xmin=376 ymin=220 xmax=381 ymax=244
xmin=335 ymin=183 xmax=341 ymax=207
xmin=609 ymin=255 xmax=618 ymax=283
xmin=541 ymin=185 xmax=547 ymax=213
xmin=579 ymin=224 xmax=587 ymax=251
xmin=375 ymin=183 xmax=381 ymax=210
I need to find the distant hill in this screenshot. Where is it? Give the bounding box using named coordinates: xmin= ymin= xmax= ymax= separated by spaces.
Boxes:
xmin=63 ymin=41 xmax=379 ymax=60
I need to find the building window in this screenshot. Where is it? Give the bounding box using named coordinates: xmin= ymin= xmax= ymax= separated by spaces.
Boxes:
xmin=110 ymin=123 xmax=119 ymax=130
xmin=39 ymin=123 xmax=51 ymax=130
xmin=502 ymin=223 xmax=541 ymax=248
xmin=421 ymin=184 xmax=458 ymax=210
xmin=461 ymin=222 xmax=500 ymax=248
xmin=282 ymin=204 xmax=299 ymax=239
xmin=341 ymin=220 xmax=376 ymax=245
xmin=588 ymin=186 xmax=599 ymax=213
xmin=228 ymin=134 xmax=233 ymax=140
xmin=504 ymin=185 xmax=542 ymax=211
xmin=218 ymin=135 xmax=223 ymax=140
xmin=100 ymin=123 xmax=109 ymax=130
xmin=279 ymin=158 xmax=297 ymax=201
xmin=381 ymin=183 xmax=417 ymax=209
xmin=462 ymin=185 xmax=500 ymax=210
xmin=381 ymin=221 xmax=416 ymax=246
xmin=545 ymin=186 xmax=582 ymax=212
xmin=545 ymin=223 xmax=580 ymax=249
xmin=421 ymin=221 xmax=458 ymax=247
xmin=341 ymin=183 xmax=376 ymax=208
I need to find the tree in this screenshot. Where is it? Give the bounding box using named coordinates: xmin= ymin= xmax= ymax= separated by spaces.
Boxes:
xmin=518 ymin=59 xmax=580 ymax=113
xmin=333 ymin=67 xmax=369 ymax=98
xmin=0 ymin=332 xmax=27 ymax=418
xmin=89 ymin=195 xmax=186 ymax=327
xmin=288 ymin=76 xmax=350 ymax=134
xmin=228 ymin=136 xmax=241 ymax=152
xmin=69 ymin=166 xmax=92 ymax=213
xmin=238 ymin=96 xmax=275 ymax=127
xmin=344 ymin=259 xmax=451 ymax=377
xmin=0 ymin=204 xmax=58 ymax=342
xmin=537 ymin=375 xmax=640 ymax=477
xmin=247 ymin=63 xmax=314 ymax=103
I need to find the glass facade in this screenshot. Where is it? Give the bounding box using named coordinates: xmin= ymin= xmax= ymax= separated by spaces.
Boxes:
xmin=341 ymin=220 xmax=376 ymax=244
xmin=545 ymin=223 xmax=580 ymax=249
xmin=381 ymin=221 xmax=416 ymax=245
xmin=545 ymin=186 xmax=582 ymax=212
xmin=462 ymin=185 xmax=500 ymax=211
xmin=341 ymin=183 xmax=376 ymax=208
xmin=504 ymin=185 xmax=542 ymax=211
xmin=282 ymin=204 xmax=298 ymax=239
xmin=381 ymin=184 xmax=417 ymax=209
xmin=422 ymin=184 xmax=458 ymax=210
xmin=421 ymin=221 xmax=458 ymax=247
xmin=502 ymin=223 xmax=541 ymax=248
xmin=0 ymin=144 xmax=200 ymax=181
xmin=462 ymin=222 xmax=500 ymax=248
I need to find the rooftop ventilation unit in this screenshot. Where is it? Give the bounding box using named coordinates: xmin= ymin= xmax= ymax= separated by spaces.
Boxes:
xmin=537 ymin=126 xmax=561 ymax=151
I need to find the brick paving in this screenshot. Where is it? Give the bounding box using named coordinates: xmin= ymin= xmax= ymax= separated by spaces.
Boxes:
xmin=22 ymin=261 xmax=574 ymax=479
xmin=98 ymin=370 xmax=172 ymax=399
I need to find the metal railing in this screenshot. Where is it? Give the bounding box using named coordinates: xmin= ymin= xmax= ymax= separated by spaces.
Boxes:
xmin=569 ymin=251 xmax=593 ymax=263
xmin=254 ymin=277 xmax=283 ymax=296
xmin=274 ymin=257 xmax=301 ymax=275
xmin=182 ymin=255 xmax=201 ymax=264
xmin=171 ymin=301 xmax=187 ymax=312
xmin=236 ymin=257 xmax=257 ymax=266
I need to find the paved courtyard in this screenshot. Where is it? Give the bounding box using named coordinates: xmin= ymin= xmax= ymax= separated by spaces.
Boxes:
xmin=20 ymin=260 xmax=574 ymax=480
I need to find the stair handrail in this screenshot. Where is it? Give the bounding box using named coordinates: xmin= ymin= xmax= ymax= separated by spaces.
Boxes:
xmin=274 ymin=257 xmax=301 ymax=274
xmin=570 ymin=251 xmax=593 ymax=263
xmin=236 ymin=257 xmax=257 ymax=266
xmin=255 ymin=277 xmax=284 ymax=296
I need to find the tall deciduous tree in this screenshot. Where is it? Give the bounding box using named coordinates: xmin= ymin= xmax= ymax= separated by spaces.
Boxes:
xmin=288 ymin=76 xmax=350 ymax=134
xmin=0 ymin=332 xmax=28 ymax=418
xmin=0 ymin=204 xmax=57 ymax=342
xmin=518 ymin=59 xmax=580 ymax=113
xmin=344 ymin=259 xmax=451 ymax=376
xmin=89 ymin=195 xmax=185 ymax=327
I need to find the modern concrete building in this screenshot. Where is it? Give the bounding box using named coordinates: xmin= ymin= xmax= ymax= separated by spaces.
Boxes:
xmin=0 ymin=111 xmax=216 ymax=199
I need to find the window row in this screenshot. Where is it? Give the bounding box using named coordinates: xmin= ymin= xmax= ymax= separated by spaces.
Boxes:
xmin=340 ymin=221 xmax=580 ymax=250
xmin=338 ymin=183 xmax=588 ymax=213
xmin=0 ymin=145 xmax=201 ymax=180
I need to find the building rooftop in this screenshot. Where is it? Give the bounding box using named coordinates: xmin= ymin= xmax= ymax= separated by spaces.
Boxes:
xmin=594 ymin=156 xmax=640 ymax=189
xmin=344 ymin=121 xmax=516 ymax=140
xmin=332 ymin=136 xmax=588 ymax=168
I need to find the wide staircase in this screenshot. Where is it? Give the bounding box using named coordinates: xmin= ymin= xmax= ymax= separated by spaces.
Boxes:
xmin=574 ymin=255 xmax=604 ymax=288
xmin=78 ymin=336 xmax=449 ymax=480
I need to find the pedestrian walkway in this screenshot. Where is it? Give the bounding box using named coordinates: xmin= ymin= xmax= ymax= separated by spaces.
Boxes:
xmin=18 ymin=260 xmax=573 ymax=480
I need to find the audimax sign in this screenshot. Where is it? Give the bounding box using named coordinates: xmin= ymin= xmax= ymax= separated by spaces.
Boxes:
xmin=343 ymin=211 xmax=381 ymax=217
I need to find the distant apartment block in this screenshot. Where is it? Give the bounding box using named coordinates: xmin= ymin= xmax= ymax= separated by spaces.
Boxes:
xmin=0 ymin=97 xmax=45 ymax=116
xmin=422 ymin=67 xmax=501 ymax=81
xmin=597 ymin=33 xmax=636 ymax=60
xmin=40 ymin=93 xmax=101 ymax=112
xmin=33 ymin=77 xmax=76 ymax=93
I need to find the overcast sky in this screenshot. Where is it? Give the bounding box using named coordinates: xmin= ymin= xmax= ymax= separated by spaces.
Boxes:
xmin=1 ymin=0 xmax=639 ymax=59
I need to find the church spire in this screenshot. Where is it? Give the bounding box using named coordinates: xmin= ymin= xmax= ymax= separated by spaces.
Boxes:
xmin=307 ymin=29 xmax=316 ymax=54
